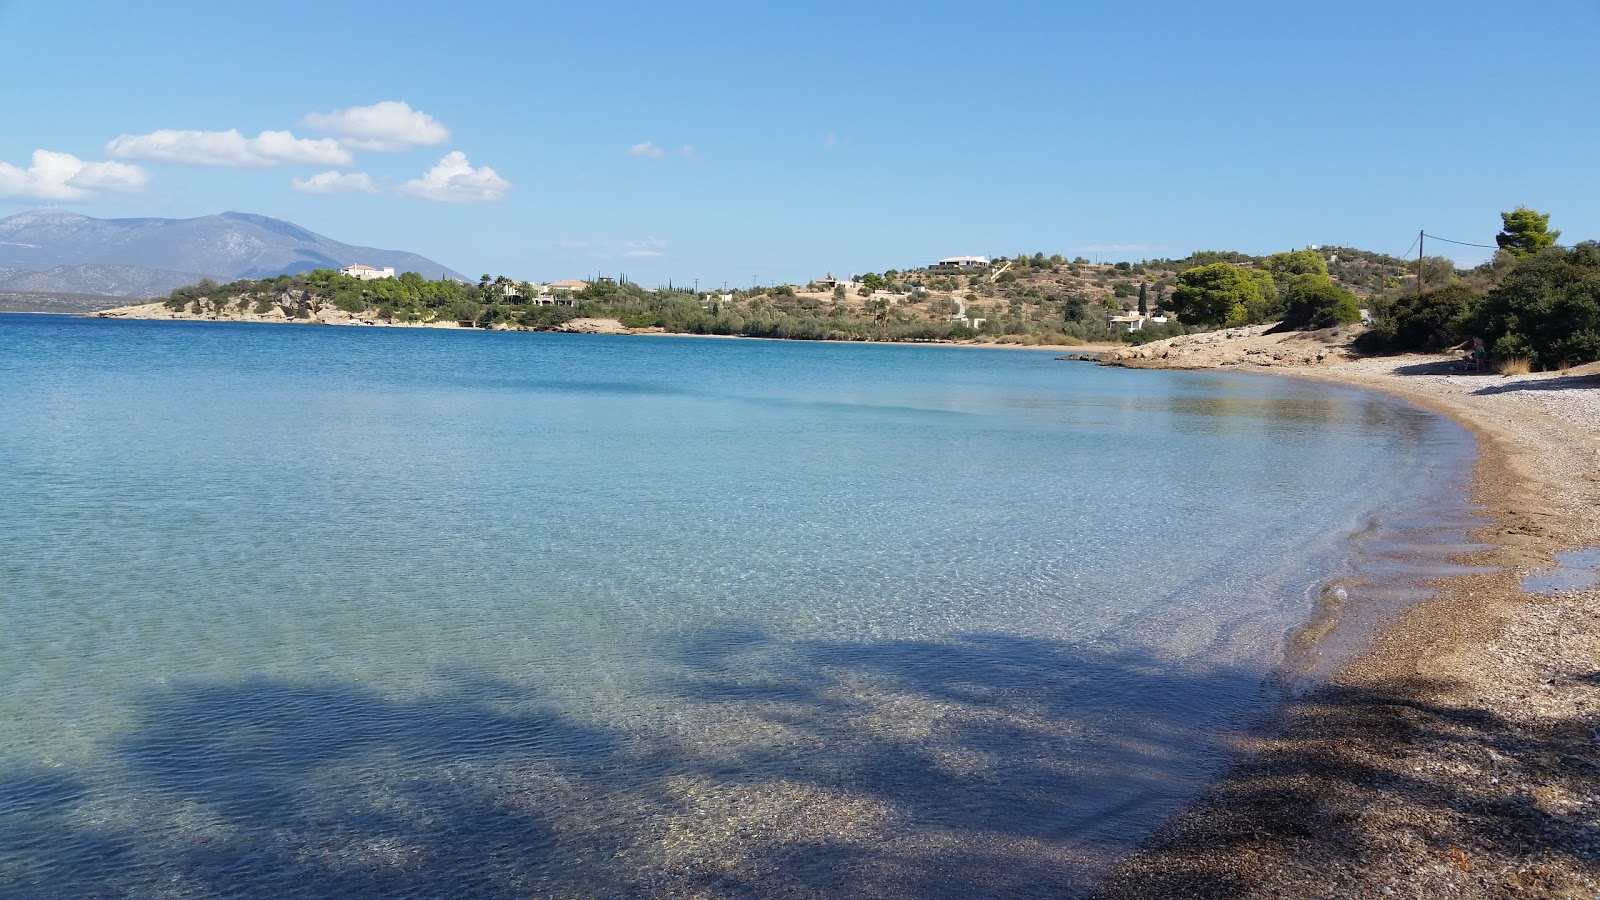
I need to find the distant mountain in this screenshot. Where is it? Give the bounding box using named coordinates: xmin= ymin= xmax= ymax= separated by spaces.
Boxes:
xmin=0 ymin=263 xmax=206 ymax=297
xmin=0 ymin=209 xmax=465 ymax=298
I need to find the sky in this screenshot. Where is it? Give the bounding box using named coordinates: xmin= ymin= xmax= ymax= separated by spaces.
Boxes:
xmin=2 ymin=0 xmax=1596 ymax=285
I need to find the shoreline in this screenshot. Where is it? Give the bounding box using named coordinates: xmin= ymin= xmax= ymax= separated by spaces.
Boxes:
xmin=73 ymin=305 xmax=1109 ymax=352
xmin=38 ymin=308 xmax=1600 ymax=890
xmin=1096 ymin=352 xmax=1600 ymax=897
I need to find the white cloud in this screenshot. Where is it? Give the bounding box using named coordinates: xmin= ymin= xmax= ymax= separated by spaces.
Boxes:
xmin=301 ymin=100 xmax=450 ymax=152
xmin=105 ymin=129 xmax=351 ymax=168
xmin=628 ymin=141 xmax=664 ymax=159
xmin=0 ymin=149 xmax=149 ymax=200
xmin=292 ymin=170 xmax=379 ymax=195
xmin=397 ymin=151 xmax=509 ymax=203
xmin=623 ymin=236 xmax=666 ymax=258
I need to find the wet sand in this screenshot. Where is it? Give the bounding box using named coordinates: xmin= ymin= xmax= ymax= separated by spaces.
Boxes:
xmin=1097 ymin=353 xmax=1600 ymax=898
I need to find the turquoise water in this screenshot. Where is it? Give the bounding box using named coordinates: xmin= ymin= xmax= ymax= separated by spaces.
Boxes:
xmin=0 ymin=315 xmax=1476 ymax=897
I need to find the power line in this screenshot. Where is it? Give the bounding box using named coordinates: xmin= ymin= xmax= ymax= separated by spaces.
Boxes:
xmin=1396 ymin=234 xmax=1419 ymax=261
xmin=1422 ymin=232 xmax=1498 ymax=250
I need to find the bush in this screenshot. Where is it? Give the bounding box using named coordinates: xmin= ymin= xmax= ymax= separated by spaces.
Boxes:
xmin=1474 ymin=243 xmax=1600 ymax=370
xmin=1280 ymin=276 xmax=1361 ymax=330
xmin=1353 ymin=284 xmax=1480 ymax=354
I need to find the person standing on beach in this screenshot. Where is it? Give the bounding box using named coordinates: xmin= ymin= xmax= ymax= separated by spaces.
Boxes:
xmin=1471 ymin=336 xmax=1487 ymax=372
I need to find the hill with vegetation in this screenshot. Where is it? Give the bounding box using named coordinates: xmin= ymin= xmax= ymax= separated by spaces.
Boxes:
xmin=87 ymin=207 xmax=1598 ymax=369
xmin=97 ymin=248 xmax=1402 ymax=346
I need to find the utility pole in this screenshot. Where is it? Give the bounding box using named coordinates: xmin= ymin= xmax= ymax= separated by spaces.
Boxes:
xmin=1416 ymin=230 xmax=1424 ymax=299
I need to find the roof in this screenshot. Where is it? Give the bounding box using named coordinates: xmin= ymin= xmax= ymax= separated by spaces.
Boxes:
xmin=550 ymin=279 xmax=589 ymax=288
xmin=342 ymin=264 xmax=379 ymax=271
xmin=937 ymin=256 xmax=989 ymax=264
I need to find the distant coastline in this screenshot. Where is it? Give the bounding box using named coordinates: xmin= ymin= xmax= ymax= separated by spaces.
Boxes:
xmin=82 ymin=301 xmax=1109 ymax=353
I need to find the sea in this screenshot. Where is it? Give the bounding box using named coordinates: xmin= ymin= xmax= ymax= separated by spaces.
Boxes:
xmin=0 ymin=314 xmax=1481 ymax=898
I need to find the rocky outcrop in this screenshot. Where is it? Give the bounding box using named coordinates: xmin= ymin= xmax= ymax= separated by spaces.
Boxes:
xmin=1095 ymin=324 xmax=1362 ymax=369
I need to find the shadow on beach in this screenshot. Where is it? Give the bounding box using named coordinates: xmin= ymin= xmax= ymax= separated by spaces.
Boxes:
xmin=0 ymin=630 xmax=1271 ymax=898
xmin=4 ymin=629 xmax=1594 ymax=898
xmin=1471 ymin=372 xmax=1600 ymax=395
xmin=1095 ymin=673 xmax=1600 ymax=898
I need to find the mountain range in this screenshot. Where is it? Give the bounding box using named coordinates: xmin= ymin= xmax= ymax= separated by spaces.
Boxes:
xmin=0 ymin=209 xmax=465 ymax=299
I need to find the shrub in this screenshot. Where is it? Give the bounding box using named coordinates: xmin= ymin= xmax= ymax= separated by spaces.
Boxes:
xmin=1353 ymin=284 xmax=1480 ymax=354
xmin=1280 ymin=276 xmax=1361 ymax=330
xmin=1474 ymin=242 xmax=1600 ymax=370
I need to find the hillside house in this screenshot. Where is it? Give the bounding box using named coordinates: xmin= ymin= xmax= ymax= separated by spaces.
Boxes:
xmin=929 ymin=255 xmax=989 ymax=274
xmin=339 ymin=264 xmax=395 ymax=281
xmin=535 ymin=279 xmax=588 ymax=306
xmin=1107 ymin=314 xmax=1146 ymax=332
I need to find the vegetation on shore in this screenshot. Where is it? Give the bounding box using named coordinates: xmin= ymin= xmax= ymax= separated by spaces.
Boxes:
xmin=1357 ymin=210 xmax=1600 ymax=370
xmin=145 ymin=207 xmax=1596 ymax=366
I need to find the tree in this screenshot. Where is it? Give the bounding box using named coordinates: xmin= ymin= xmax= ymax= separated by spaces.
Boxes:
xmin=1496 ymin=207 xmax=1560 ymax=259
xmin=1169 ymin=262 xmax=1276 ymax=327
xmin=1280 ymin=275 xmax=1361 ymax=329
xmin=1474 ymin=241 xmax=1600 ymax=369
xmin=1415 ymin=256 xmax=1458 ymax=291
xmin=1260 ymin=249 xmax=1328 ymax=289
xmin=1355 ymin=284 xmax=1480 ymax=354
xmin=1137 ymin=282 xmax=1148 ymax=316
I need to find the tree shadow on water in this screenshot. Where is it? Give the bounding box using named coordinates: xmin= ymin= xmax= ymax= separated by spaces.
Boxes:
xmin=11 ymin=628 xmax=1575 ymax=898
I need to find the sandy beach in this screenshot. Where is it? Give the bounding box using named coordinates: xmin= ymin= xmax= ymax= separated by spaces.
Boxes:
xmin=1094 ymin=337 xmax=1600 ymax=897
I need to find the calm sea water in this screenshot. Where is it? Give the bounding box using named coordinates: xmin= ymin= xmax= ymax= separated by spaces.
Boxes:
xmin=0 ymin=315 xmax=1476 ymax=897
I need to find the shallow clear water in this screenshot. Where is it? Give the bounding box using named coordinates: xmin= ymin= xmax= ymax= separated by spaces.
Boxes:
xmin=0 ymin=315 xmax=1476 ymax=897
xmin=1522 ymin=547 xmax=1600 ymax=594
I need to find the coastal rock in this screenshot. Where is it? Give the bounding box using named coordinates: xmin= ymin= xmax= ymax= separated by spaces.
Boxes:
xmin=1094 ymin=324 xmax=1361 ymax=370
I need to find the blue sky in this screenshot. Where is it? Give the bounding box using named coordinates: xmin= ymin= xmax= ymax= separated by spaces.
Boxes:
xmin=2 ymin=0 xmax=1595 ymax=285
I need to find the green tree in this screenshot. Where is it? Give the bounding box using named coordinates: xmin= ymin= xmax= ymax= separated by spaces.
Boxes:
xmin=1137 ymin=282 xmax=1148 ymax=316
xmin=1495 ymin=207 xmax=1560 ymax=259
xmin=1260 ymin=249 xmax=1328 ymax=289
xmin=1280 ymin=275 xmax=1361 ymax=329
xmin=1355 ymin=284 xmax=1480 ymax=354
xmin=1169 ymin=263 xmax=1276 ymax=327
xmin=1474 ymin=241 xmax=1600 ymax=369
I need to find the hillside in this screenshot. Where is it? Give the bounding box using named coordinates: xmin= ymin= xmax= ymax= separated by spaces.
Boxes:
xmin=83 ymin=243 xmax=1423 ymax=347
xmin=0 ymin=209 xmax=464 ymax=300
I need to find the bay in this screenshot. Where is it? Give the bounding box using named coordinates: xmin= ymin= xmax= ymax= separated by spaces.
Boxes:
xmin=0 ymin=315 xmax=1475 ymax=897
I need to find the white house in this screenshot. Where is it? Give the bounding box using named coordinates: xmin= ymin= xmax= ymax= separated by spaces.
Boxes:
xmin=340 ymin=264 xmax=395 ymax=281
xmin=931 ymin=255 xmax=989 ymax=272
xmin=1107 ymin=314 xmax=1145 ymax=332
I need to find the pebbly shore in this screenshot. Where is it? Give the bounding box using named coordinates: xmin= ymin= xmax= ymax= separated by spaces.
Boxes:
xmin=1093 ymin=334 xmax=1600 ymax=898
